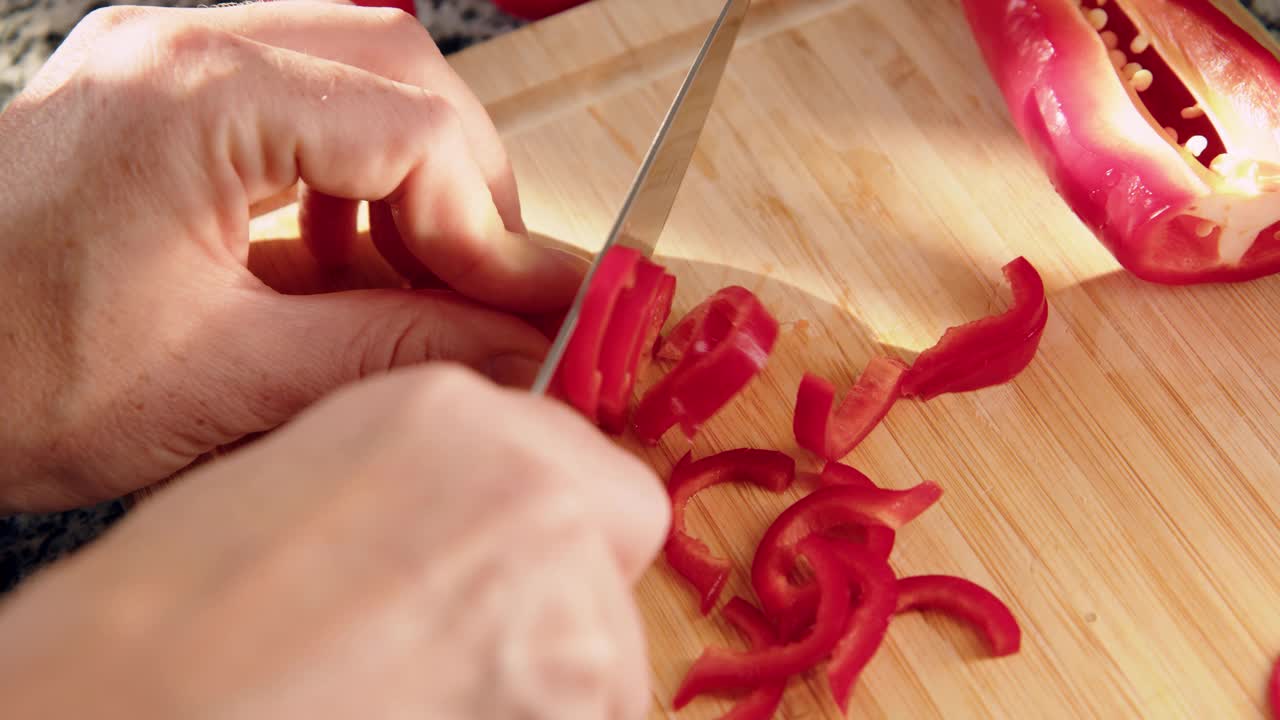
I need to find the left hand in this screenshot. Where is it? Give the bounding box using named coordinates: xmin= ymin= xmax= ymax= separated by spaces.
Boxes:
xmin=0 ymin=1 xmax=586 ymax=511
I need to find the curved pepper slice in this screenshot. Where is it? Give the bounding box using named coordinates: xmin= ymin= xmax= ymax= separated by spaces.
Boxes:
xmin=821 ymin=538 xmax=899 ymax=712
xmin=901 ymin=257 xmax=1048 ymax=400
xmin=673 ymin=535 xmax=852 ymax=709
xmin=817 ymin=461 xmax=877 ymax=489
xmin=633 ymin=286 xmax=779 ymax=444
xmin=750 ymin=482 xmax=941 ymax=631
xmin=962 ymin=0 xmax=1280 ymax=284
xmin=794 ymin=356 xmax=908 ymax=460
xmin=718 ymin=598 xmax=787 ymax=720
xmin=554 ymin=247 xmax=641 ymax=422
xmin=893 ymin=574 xmax=1022 ymax=656
xmin=597 ymin=259 xmax=676 ymax=433
xmin=664 ymin=449 xmax=796 ymax=614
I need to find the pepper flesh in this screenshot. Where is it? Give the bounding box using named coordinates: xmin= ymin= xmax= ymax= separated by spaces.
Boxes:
xmin=821 ymin=538 xmax=899 ymax=712
xmin=750 ymin=482 xmax=941 ymax=631
xmin=794 ymin=356 xmax=908 ymax=460
xmin=554 ymin=247 xmax=641 ymax=422
xmin=962 ymin=0 xmax=1280 ymax=284
xmin=817 ymin=461 xmax=877 ymax=489
xmin=597 ymin=259 xmax=676 ymax=433
xmin=894 ymin=575 xmax=1022 ymax=656
xmin=633 ymin=286 xmax=779 ymax=444
xmin=664 ymin=449 xmax=796 ymax=614
xmin=718 ymin=598 xmax=787 ymax=720
xmin=900 ymin=257 xmax=1048 ymax=400
xmin=1270 ymin=654 xmax=1280 ymax=720
xmin=673 ymin=535 xmax=852 ymax=708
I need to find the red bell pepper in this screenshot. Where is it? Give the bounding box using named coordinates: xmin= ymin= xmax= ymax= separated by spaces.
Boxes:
xmin=633 ymin=286 xmax=779 ymax=444
xmin=597 ymin=259 xmax=676 ymax=432
xmin=1269 ymin=654 xmax=1280 ymax=720
xmin=491 ymin=0 xmax=588 ymax=21
xmin=894 ymin=575 xmax=1022 ymax=656
xmin=962 ymin=0 xmax=1280 ymax=284
xmin=822 ymin=539 xmax=899 ymax=712
xmin=673 ymin=535 xmax=852 ymax=709
xmin=553 ymin=247 xmax=641 ymax=422
xmin=750 ymin=482 xmax=941 ymax=630
xmin=900 ymin=257 xmax=1048 ymax=400
xmin=664 ymin=449 xmax=796 ymax=614
xmin=817 ymin=461 xmax=877 ymax=489
xmin=717 ymin=598 xmax=787 ymax=720
xmin=351 ymin=0 xmax=417 ymax=17
xmin=794 ymin=356 xmax=908 ymax=460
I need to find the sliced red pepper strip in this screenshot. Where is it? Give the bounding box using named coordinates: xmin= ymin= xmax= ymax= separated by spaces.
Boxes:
xmin=819 ymin=538 xmax=899 ymax=713
xmin=597 ymin=259 xmax=676 ymax=433
xmin=900 ymin=257 xmax=1048 ymax=400
xmin=794 ymin=356 xmax=908 ymax=460
xmin=664 ymin=449 xmax=796 ymax=615
xmin=1270 ymin=655 xmax=1280 ymax=720
xmin=672 ymin=535 xmax=852 ymax=709
xmin=962 ymin=0 xmax=1280 ymax=284
xmin=717 ymin=598 xmax=787 ymax=720
xmin=554 ymin=246 xmax=641 ymax=422
xmin=633 ymin=286 xmax=779 ymax=444
xmin=893 ymin=574 xmax=1021 ymax=656
xmin=817 ymin=461 xmax=877 ymax=489
xmin=750 ymin=482 xmax=941 ymax=630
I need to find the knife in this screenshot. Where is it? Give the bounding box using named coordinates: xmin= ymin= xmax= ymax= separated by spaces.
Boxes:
xmin=530 ymin=0 xmax=752 ymax=396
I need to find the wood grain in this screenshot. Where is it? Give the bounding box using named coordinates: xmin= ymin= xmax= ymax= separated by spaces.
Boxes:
xmin=249 ymin=0 xmax=1280 ymax=717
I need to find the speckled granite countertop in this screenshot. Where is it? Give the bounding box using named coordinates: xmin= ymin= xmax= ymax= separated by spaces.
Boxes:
xmin=3 ymin=0 xmax=1280 ymax=595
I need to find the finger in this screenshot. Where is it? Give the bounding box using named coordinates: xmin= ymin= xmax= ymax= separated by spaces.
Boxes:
xmin=207 ymin=34 xmax=583 ymax=312
xmin=368 ymin=198 xmax=444 ymax=288
xmin=297 ymin=183 xmax=359 ymax=267
xmin=201 ymin=287 xmax=550 ymax=446
xmin=172 ymin=1 xmax=524 ymax=232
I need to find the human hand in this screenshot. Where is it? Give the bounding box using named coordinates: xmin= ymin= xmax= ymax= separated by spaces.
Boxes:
xmin=0 ymin=1 xmax=586 ymax=511
xmin=0 ymin=365 xmax=670 ymax=719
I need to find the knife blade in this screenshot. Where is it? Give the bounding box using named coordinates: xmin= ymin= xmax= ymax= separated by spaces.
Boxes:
xmin=530 ymin=0 xmax=751 ymax=396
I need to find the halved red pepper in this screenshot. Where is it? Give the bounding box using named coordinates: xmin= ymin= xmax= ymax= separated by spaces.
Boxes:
xmin=900 ymin=257 xmax=1047 ymax=400
xmin=794 ymin=356 xmax=908 ymax=460
xmin=664 ymin=449 xmax=796 ymax=614
xmin=821 ymin=538 xmax=899 ymax=713
xmin=894 ymin=575 xmax=1022 ymax=656
xmin=491 ymin=0 xmax=588 ymax=21
xmin=750 ymin=482 xmax=941 ymax=631
xmin=962 ymin=0 xmax=1280 ymax=284
xmin=554 ymin=247 xmax=641 ymax=422
xmin=673 ymin=535 xmax=852 ymax=709
xmin=351 ymin=0 xmax=417 ymax=17
xmin=717 ymin=598 xmax=787 ymax=720
xmin=597 ymin=260 xmax=676 ymax=432
xmin=633 ymin=286 xmax=779 ymax=444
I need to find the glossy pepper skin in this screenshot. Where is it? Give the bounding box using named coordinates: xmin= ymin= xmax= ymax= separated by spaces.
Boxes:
xmin=664 ymin=449 xmax=796 ymax=614
xmin=672 ymin=535 xmax=853 ymax=709
xmin=894 ymin=575 xmax=1022 ymax=656
xmin=823 ymin=539 xmax=899 ymax=712
xmin=901 ymin=257 xmax=1048 ymax=400
xmin=633 ymin=286 xmax=778 ymax=444
xmin=794 ymin=356 xmax=907 ymax=460
xmin=962 ymin=0 xmax=1280 ymax=284
xmin=718 ymin=598 xmax=787 ymax=720
xmin=750 ymin=483 xmax=941 ymax=631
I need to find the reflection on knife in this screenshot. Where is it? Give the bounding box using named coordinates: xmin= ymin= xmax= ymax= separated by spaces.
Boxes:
xmin=530 ymin=0 xmax=752 ymax=396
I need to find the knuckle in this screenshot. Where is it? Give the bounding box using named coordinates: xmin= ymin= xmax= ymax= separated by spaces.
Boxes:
xmin=78 ymin=5 xmax=152 ymax=36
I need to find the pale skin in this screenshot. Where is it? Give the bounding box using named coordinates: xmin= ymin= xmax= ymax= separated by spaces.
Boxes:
xmin=0 ymin=2 xmax=671 ymax=718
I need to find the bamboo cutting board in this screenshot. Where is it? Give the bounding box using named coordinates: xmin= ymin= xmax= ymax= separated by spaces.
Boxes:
xmin=248 ymin=0 xmax=1280 ymax=717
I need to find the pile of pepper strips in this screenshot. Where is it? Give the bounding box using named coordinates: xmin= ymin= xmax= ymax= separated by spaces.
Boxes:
xmin=548 ymin=246 xmax=1044 ymax=716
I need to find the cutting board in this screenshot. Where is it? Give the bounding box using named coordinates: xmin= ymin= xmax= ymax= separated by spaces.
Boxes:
xmin=247 ymin=0 xmax=1280 ymax=716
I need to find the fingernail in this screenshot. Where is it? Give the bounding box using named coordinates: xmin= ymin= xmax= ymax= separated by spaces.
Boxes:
xmin=484 ymin=354 xmax=543 ymax=389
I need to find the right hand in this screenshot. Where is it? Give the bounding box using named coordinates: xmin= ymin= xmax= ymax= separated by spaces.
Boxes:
xmin=0 ymin=365 xmax=671 ymax=720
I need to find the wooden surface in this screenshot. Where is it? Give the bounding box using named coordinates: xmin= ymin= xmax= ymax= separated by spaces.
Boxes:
xmin=249 ymin=0 xmax=1280 ymax=717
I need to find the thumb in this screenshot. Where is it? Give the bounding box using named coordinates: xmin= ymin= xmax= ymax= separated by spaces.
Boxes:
xmin=210 ymin=287 xmax=551 ymax=436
